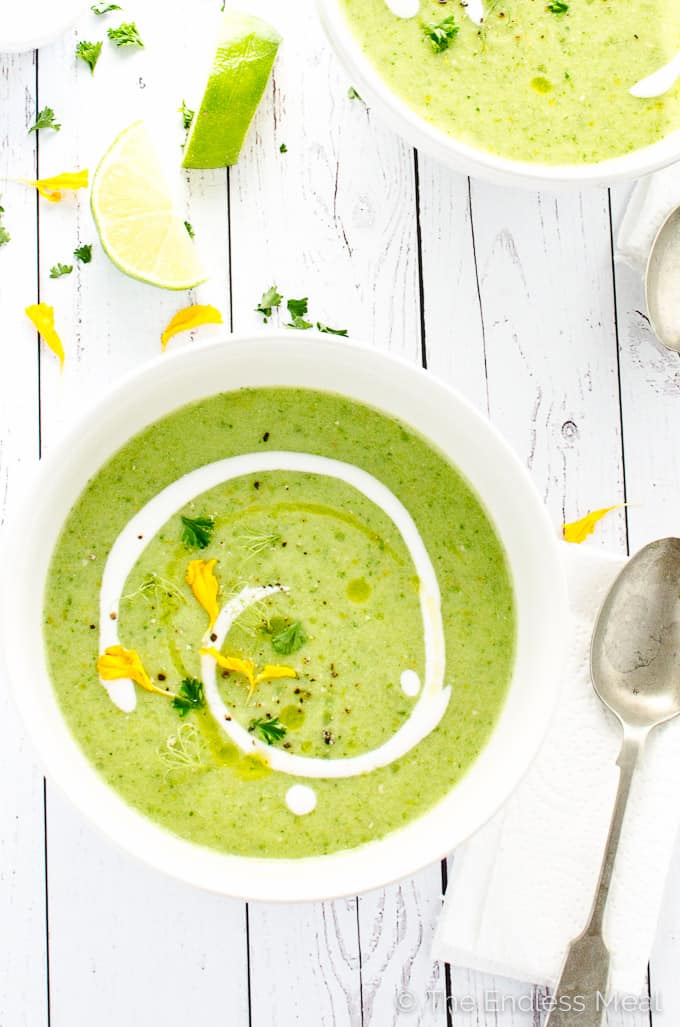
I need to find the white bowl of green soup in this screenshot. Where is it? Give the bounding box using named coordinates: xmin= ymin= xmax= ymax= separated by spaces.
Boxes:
xmin=1 ymin=333 xmax=566 ymax=900
xmin=318 ymin=0 xmax=680 ymax=187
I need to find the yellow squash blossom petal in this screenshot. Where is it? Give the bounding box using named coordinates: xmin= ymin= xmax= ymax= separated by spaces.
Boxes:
xmin=97 ymin=644 xmax=172 ymax=697
xmin=23 ymin=169 xmax=89 ymax=202
xmin=186 ymin=558 xmax=220 ymax=627
xmin=201 ymin=648 xmax=297 ymax=698
xmin=161 ymin=304 xmax=223 ymax=351
xmin=563 ymin=505 xmax=624 ymax=544
xmin=25 ymin=303 xmax=64 ymax=368
xmin=255 ymin=665 xmax=297 ymax=684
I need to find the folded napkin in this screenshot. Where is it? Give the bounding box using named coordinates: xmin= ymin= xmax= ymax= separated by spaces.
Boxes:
xmin=617 ymin=163 xmax=680 ymax=273
xmin=433 ymin=544 xmax=680 ymax=997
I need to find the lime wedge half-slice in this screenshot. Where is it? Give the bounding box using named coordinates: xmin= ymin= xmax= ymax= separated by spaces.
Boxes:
xmin=182 ymin=11 xmax=281 ymax=170
xmin=91 ymin=121 xmax=206 ymax=290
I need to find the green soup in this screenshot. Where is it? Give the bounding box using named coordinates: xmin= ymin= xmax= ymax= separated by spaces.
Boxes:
xmin=44 ymin=388 xmax=515 ymax=858
xmin=340 ymin=0 xmax=680 ymax=164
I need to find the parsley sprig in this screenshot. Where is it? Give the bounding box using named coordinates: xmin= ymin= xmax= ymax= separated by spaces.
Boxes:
xmin=76 ymin=40 xmax=103 ymax=73
xmin=49 ymin=262 xmax=73 ymax=279
xmin=172 ymin=678 xmax=205 ymax=717
xmin=181 ymin=514 xmax=215 ymax=549
xmin=179 ymin=100 xmax=195 ymax=132
xmin=91 ymin=2 xmax=121 ymax=12
xmin=256 ymin=284 xmax=283 ymax=321
xmin=108 ymin=22 xmax=144 ymax=47
xmin=271 ymin=621 xmax=306 ymax=656
xmin=249 ymin=716 xmax=287 ymax=745
xmin=74 ymin=244 xmax=93 ymax=264
xmin=28 ymin=107 xmax=61 ymax=133
xmin=422 ymin=15 xmax=459 ymax=53
xmin=0 ymin=203 xmax=10 ymax=247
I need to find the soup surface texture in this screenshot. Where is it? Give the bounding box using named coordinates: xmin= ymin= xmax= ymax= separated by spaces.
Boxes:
xmin=340 ymin=0 xmax=680 ymax=165
xmin=44 ymin=388 xmax=515 ymax=859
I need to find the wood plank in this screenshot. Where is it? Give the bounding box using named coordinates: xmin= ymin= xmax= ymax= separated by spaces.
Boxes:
xmin=0 ymin=48 xmax=49 ymax=1027
xmin=228 ymin=3 xmax=447 ymax=1024
xmin=610 ymin=184 xmax=680 ymax=1027
xmin=34 ymin=5 xmax=247 ymax=1025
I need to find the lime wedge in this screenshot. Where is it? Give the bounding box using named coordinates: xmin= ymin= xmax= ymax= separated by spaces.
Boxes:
xmin=91 ymin=121 xmax=206 ymax=290
xmin=182 ymin=11 xmax=281 ymax=170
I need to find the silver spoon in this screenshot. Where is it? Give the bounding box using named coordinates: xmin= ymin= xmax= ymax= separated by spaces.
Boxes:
xmin=545 ymin=538 xmax=680 ymax=1027
xmin=645 ymin=207 xmax=680 ymax=352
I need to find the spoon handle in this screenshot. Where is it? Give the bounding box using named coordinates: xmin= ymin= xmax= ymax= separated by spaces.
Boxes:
xmin=544 ymin=729 xmax=645 ymax=1027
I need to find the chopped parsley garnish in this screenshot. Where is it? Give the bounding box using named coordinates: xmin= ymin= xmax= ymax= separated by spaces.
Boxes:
xmin=76 ymin=40 xmax=103 ymax=73
xmin=547 ymin=1 xmax=569 ymax=11
xmin=422 ymin=15 xmax=459 ymax=53
xmin=271 ymin=621 xmax=307 ymax=656
xmin=286 ymin=297 xmax=313 ymax=329
xmin=184 ymin=220 xmax=195 ymax=239
xmin=279 ymin=142 xmax=288 ymax=153
xmin=91 ymin=2 xmax=122 ymax=13
xmin=28 ymin=107 xmax=61 ymax=133
xmin=74 ymin=244 xmax=93 ymax=263
xmin=256 ymin=284 xmax=283 ymax=320
xmin=172 ymin=678 xmax=205 ymax=717
xmin=0 ymin=205 xmax=9 ymax=247
xmin=249 ymin=716 xmax=287 ymax=745
xmin=49 ymin=262 xmax=73 ymax=279
xmin=316 ymin=322 xmax=348 ymax=336
xmin=179 ymin=100 xmax=194 ymax=132
xmin=107 ymin=22 xmax=144 ymax=47
xmin=180 ymin=514 xmax=215 ymax=549
xmin=347 ymin=86 xmax=362 ymax=101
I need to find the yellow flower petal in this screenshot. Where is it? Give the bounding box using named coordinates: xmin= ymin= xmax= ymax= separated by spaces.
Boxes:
xmin=25 ymin=303 xmax=64 ymax=368
xmin=97 ymin=644 xmax=171 ymax=697
xmin=23 ymin=169 xmax=89 ymax=202
xmin=200 ymin=648 xmax=297 ymax=698
xmin=563 ymin=505 xmax=624 ymax=544
xmin=255 ymin=665 xmax=297 ymax=684
xmin=186 ymin=558 xmax=220 ymax=627
xmin=161 ymin=305 xmax=223 ymax=351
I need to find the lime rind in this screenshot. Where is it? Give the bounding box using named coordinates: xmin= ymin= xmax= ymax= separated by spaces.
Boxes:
xmin=182 ymin=11 xmax=282 ymax=170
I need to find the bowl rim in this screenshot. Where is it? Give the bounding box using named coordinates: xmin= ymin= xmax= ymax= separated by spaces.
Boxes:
xmin=0 ymin=0 xmax=90 ymax=52
xmin=0 ymin=332 xmax=568 ymax=901
xmin=316 ymin=0 xmax=680 ymax=188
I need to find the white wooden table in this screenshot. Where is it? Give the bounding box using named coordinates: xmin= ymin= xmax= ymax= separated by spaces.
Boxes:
xmin=2 ymin=1 xmax=680 ymax=1024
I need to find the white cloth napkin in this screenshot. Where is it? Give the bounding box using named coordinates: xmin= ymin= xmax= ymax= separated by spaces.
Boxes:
xmin=617 ymin=164 xmax=680 ymax=273
xmin=433 ymin=544 xmax=680 ymax=997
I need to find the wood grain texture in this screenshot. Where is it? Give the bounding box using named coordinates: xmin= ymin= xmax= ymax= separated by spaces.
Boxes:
xmin=0 ymin=48 xmax=49 ymax=1027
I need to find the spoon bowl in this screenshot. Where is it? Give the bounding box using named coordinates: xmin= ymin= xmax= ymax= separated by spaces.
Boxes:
xmin=645 ymin=207 xmax=680 ymax=352
xmin=591 ymin=537 xmax=680 ymax=728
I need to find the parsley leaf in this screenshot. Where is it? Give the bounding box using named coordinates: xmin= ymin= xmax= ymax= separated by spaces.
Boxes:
xmin=287 ymin=297 xmax=309 ymax=318
xmin=181 ymin=514 xmax=215 ymax=549
xmin=76 ymin=40 xmax=103 ymax=73
xmin=249 ymin=716 xmax=287 ymax=745
xmin=279 ymin=142 xmax=288 ymax=153
xmin=74 ymin=244 xmax=93 ymax=263
xmin=316 ymin=322 xmax=348 ymax=336
xmin=107 ymin=22 xmax=144 ymax=47
xmin=172 ymin=678 xmax=205 ymax=717
xmin=547 ymin=1 xmax=569 ymax=10
xmin=28 ymin=107 xmax=61 ymax=134
xmin=91 ymin=2 xmax=122 ymax=12
xmin=49 ymin=262 xmax=73 ymax=279
xmin=348 ymin=86 xmax=363 ymax=101
xmin=286 ymin=315 xmax=313 ymax=330
xmin=184 ymin=220 xmax=195 ymax=239
xmin=271 ymin=621 xmax=306 ymax=656
xmin=422 ymin=15 xmax=459 ymax=53
xmin=256 ymin=284 xmax=283 ymax=320
xmin=0 ymin=204 xmax=9 ymax=247
xmin=179 ymin=100 xmax=194 ymax=132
